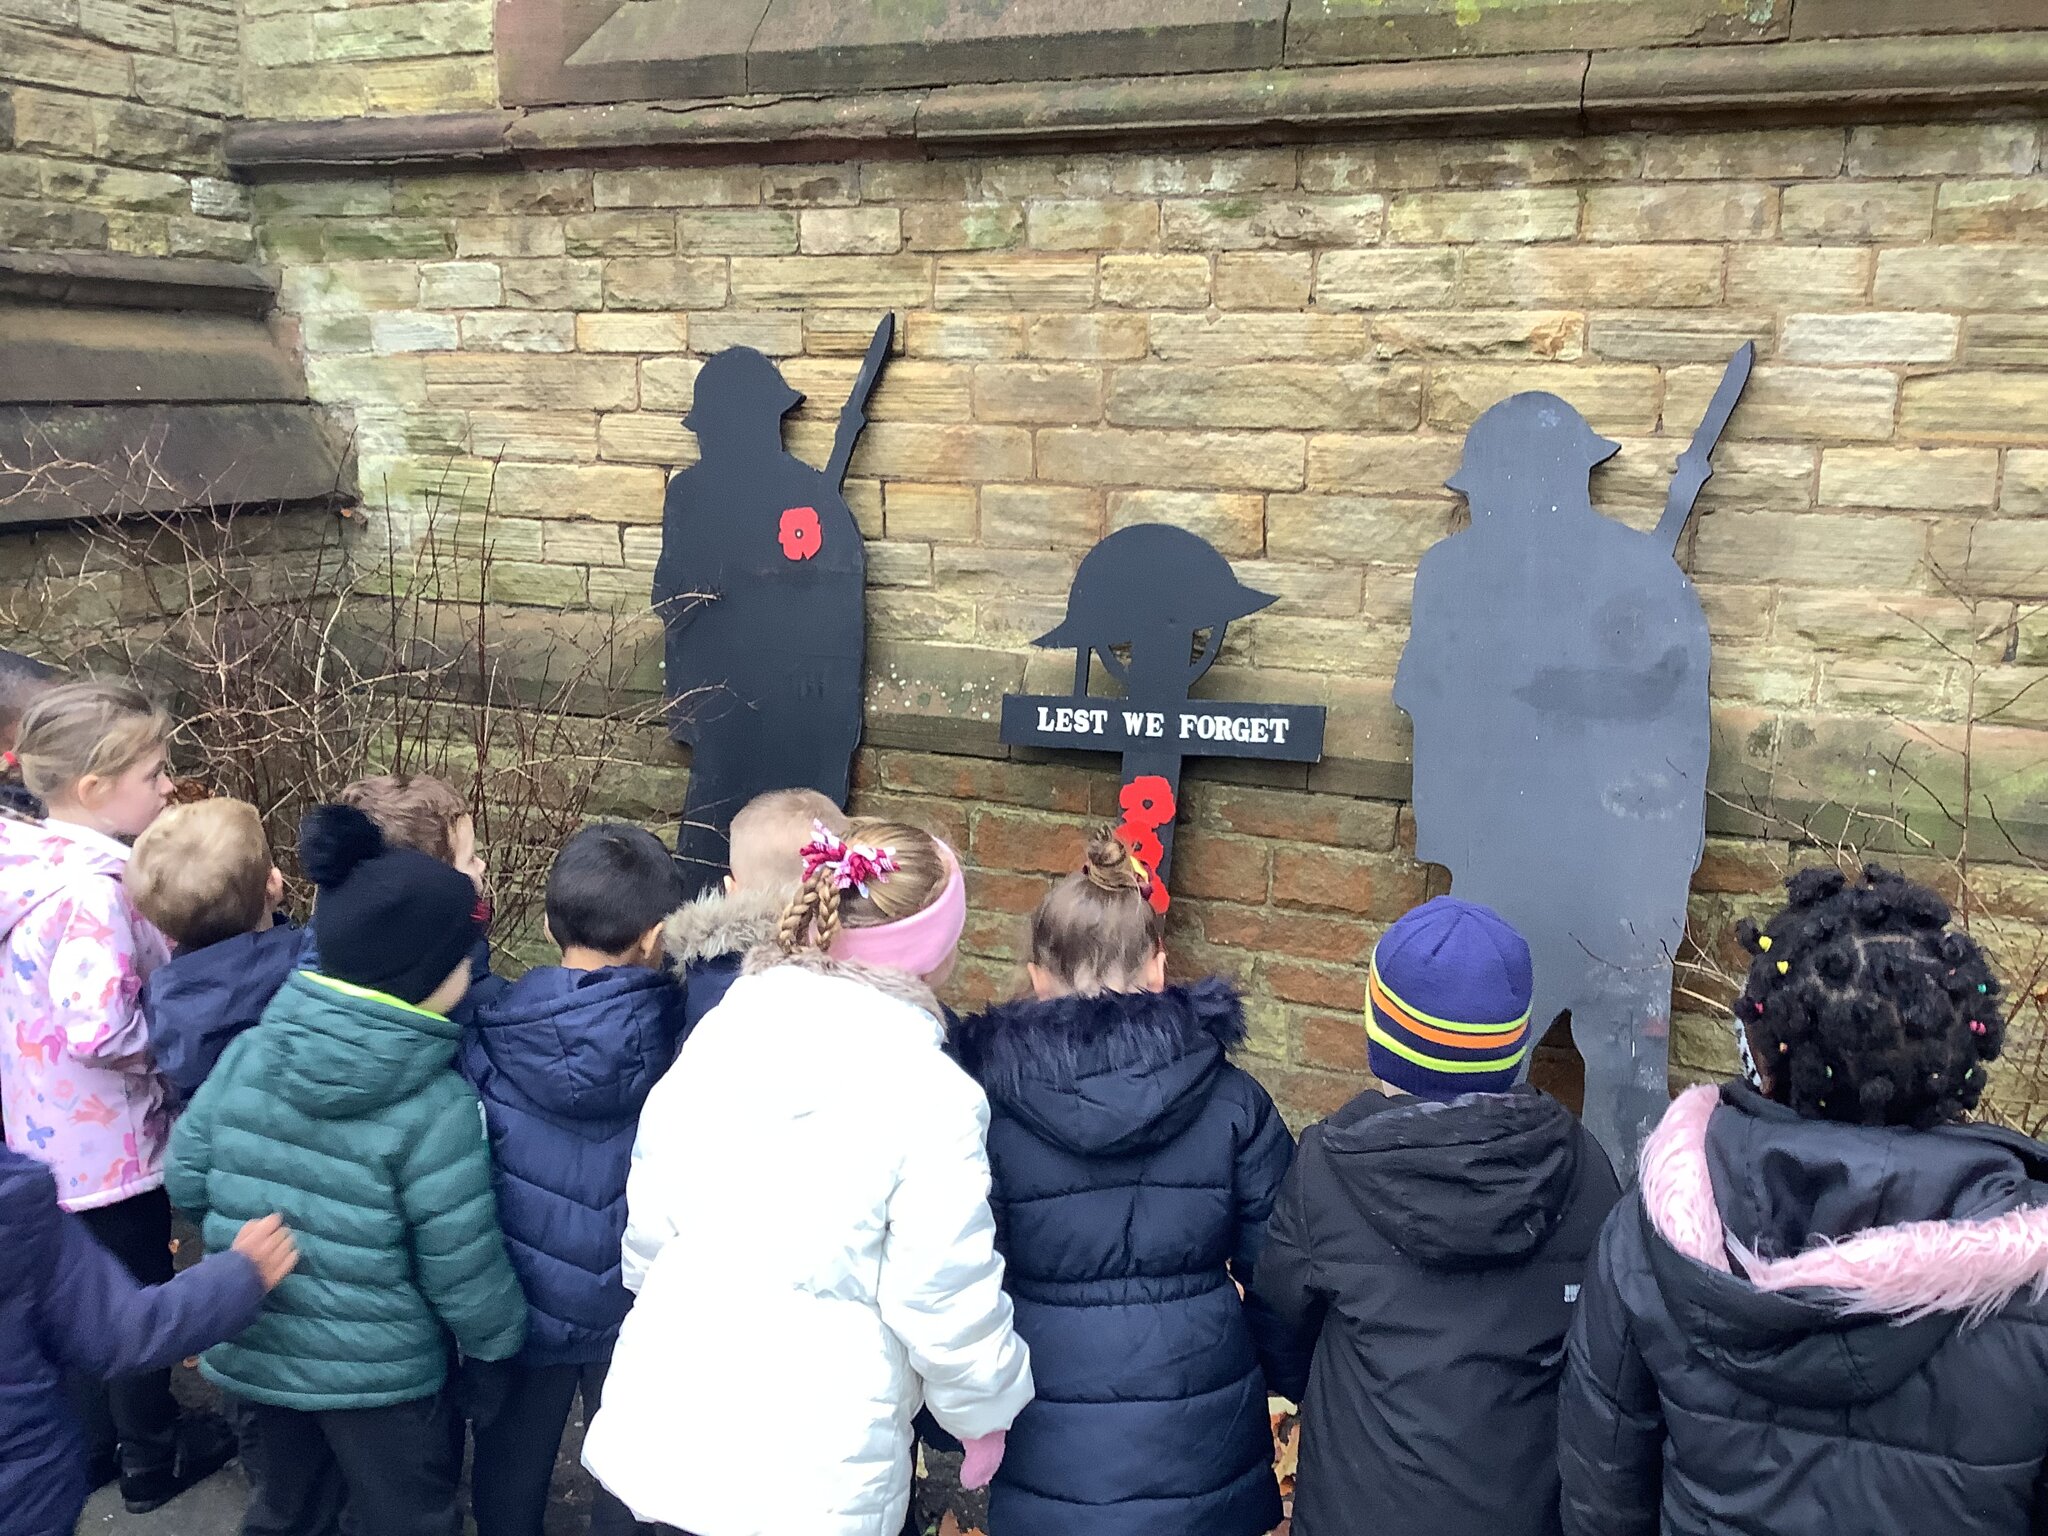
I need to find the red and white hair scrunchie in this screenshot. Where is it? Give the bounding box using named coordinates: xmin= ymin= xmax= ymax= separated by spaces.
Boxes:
xmin=799 ymin=820 xmax=900 ymax=898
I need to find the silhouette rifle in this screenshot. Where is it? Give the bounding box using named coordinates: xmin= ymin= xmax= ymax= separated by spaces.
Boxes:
xmin=1655 ymin=340 xmax=1755 ymax=557
xmin=826 ymin=315 xmax=895 ymax=491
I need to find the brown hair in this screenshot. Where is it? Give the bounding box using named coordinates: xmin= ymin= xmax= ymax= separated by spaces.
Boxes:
xmin=130 ymin=799 xmax=273 ymax=950
xmin=338 ymin=773 xmax=468 ymax=862
xmin=730 ymin=788 xmax=847 ymax=891
xmin=0 ymin=650 xmax=58 ymax=755
xmin=1029 ymin=826 xmax=1166 ymax=995
xmin=12 ymin=679 xmax=169 ymax=803
xmin=777 ymin=818 xmax=948 ymax=954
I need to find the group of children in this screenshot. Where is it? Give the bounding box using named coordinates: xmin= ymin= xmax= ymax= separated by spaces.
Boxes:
xmin=5 ymin=666 xmax=2048 ymax=1536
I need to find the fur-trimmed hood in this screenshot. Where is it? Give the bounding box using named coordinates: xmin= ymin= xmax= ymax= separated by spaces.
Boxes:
xmin=739 ymin=941 xmax=946 ymax=1024
xmin=663 ymin=884 xmax=788 ymax=969
xmin=1636 ymin=1082 xmax=2048 ymax=1405
xmin=952 ymin=978 xmax=1246 ymax=1158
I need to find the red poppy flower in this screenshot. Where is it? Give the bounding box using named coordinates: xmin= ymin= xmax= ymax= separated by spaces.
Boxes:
xmin=778 ymin=505 xmax=823 ymax=561
xmin=1118 ymin=823 xmax=1165 ymax=871
xmin=1118 ymin=775 xmax=1176 ymax=830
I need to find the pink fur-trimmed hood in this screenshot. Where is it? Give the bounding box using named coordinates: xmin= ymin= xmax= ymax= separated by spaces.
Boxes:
xmin=1642 ymin=1084 xmax=2048 ymax=1325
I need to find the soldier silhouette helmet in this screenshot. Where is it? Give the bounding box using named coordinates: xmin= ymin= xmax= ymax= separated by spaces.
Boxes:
xmin=1447 ymin=391 xmax=1622 ymax=516
xmin=1035 ymin=523 xmax=1276 ymax=696
xmin=683 ymin=346 xmax=804 ymax=434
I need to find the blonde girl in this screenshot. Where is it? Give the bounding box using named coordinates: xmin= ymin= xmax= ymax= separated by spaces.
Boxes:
xmin=585 ymin=818 xmax=1033 ymax=1536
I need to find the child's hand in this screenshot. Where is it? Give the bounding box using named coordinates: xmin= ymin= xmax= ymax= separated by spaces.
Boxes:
xmin=232 ymin=1215 xmax=299 ymax=1290
xmin=959 ymin=1430 xmax=1006 ymax=1491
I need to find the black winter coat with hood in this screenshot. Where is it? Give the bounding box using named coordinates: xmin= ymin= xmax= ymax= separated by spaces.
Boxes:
xmin=951 ymin=979 xmax=1298 ymax=1536
xmin=1561 ymin=1082 xmax=2048 ymax=1536
xmin=1255 ymin=1085 xmax=1620 ymax=1536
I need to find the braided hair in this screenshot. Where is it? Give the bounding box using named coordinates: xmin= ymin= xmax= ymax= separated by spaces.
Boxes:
xmin=776 ymin=818 xmax=947 ymax=955
xmin=1735 ymin=865 xmax=2005 ymax=1130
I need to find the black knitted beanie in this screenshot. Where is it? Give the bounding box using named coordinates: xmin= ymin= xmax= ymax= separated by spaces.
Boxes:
xmin=300 ymin=803 xmax=479 ymax=1007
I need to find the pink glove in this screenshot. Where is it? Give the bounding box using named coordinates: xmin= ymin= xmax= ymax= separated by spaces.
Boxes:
xmin=959 ymin=1430 xmax=1006 ymax=1491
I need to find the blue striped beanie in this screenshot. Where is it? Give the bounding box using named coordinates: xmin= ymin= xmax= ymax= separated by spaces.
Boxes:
xmin=1367 ymin=897 xmax=1534 ymax=1098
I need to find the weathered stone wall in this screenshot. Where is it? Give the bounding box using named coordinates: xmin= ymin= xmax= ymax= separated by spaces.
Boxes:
xmin=0 ymin=0 xmax=251 ymax=257
xmin=250 ymin=122 xmax=2048 ymax=1123
xmin=239 ymin=0 xmax=492 ymax=122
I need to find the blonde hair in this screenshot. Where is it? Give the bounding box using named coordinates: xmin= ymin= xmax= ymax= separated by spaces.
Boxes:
xmin=1029 ymin=826 xmax=1166 ymax=995
xmin=13 ymin=679 xmax=169 ymax=803
xmin=777 ymin=818 xmax=948 ymax=954
xmin=130 ymin=798 xmax=272 ymax=950
xmin=730 ymin=788 xmax=846 ymax=891
xmin=338 ymin=773 xmax=468 ymax=862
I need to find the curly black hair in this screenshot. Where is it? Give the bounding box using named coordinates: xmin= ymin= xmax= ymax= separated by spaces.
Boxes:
xmin=1734 ymin=865 xmax=2004 ymax=1130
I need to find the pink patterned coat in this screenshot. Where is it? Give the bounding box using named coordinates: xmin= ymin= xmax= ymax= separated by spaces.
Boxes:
xmin=0 ymin=816 xmax=172 ymax=1212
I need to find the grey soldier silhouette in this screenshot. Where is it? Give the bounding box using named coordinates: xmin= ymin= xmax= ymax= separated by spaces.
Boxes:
xmin=652 ymin=319 xmax=892 ymax=893
xmin=1395 ymin=347 xmax=1753 ymax=1167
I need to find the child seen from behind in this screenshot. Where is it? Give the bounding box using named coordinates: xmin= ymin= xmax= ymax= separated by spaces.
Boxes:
xmin=129 ymin=798 xmax=300 ymax=1107
xmin=0 ymin=679 xmax=238 ymax=1512
xmin=462 ymin=823 xmax=690 ymax=1536
xmin=0 ymin=648 xmax=58 ymax=820
xmin=166 ymin=804 xmax=527 ymax=1536
xmin=950 ymin=828 xmax=1298 ymax=1536
xmin=1255 ymin=896 xmax=1620 ymax=1536
xmin=584 ymin=818 xmax=1033 ymax=1536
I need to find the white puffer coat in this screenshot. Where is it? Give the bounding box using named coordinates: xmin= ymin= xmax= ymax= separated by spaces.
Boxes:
xmin=583 ymin=950 xmax=1034 ymax=1536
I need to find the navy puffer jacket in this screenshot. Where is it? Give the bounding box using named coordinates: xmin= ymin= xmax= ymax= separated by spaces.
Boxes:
xmin=0 ymin=1147 xmax=264 ymax=1536
xmin=460 ymin=964 xmax=689 ymax=1364
xmin=952 ymin=979 xmax=1297 ymax=1536
xmin=142 ymin=921 xmax=305 ymax=1106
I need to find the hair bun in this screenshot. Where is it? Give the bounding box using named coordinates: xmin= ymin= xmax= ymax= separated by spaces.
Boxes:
xmin=1082 ymin=826 xmax=1145 ymax=895
xmin=299 ymin=803 xmax=385 ymax=888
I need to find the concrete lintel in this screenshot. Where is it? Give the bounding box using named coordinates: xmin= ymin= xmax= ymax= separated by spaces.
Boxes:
xmin=0 ymin=252 xmax=276 ymax=317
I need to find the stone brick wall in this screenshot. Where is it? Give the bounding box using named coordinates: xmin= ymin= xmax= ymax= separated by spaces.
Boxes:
xmin=0 ymin=0 xmax=251 ymax=257
xmin=240 ymin=0 xmax=493 ymax=122
xmin=249 ymin=122 xmax=2048 ymax=1124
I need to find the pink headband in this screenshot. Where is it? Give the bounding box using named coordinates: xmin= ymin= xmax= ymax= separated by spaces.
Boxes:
xmin=829 ymin=838 xmax=967 ymax=979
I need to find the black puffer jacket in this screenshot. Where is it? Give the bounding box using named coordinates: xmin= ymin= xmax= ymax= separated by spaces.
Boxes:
xmin=1255 ymin=1086 xmax=1619 ymax=1536
xmin=1560 ymin=1083 xmax=2048 ymax=1536
xmin=952 ymin=979 xmax=1297 ymax=1536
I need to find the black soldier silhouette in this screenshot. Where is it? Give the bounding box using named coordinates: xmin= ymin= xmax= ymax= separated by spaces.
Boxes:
xmin=1004 ymin=523 xmax=1325 ymax=906
xmin=1395 ymin=347 xmax=1752 ymax=1167
xmin=652 ymin=318 xmax=892 ymax=892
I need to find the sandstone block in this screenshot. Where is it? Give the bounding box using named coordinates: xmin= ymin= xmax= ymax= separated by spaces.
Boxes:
xmin=564 ymin=211 xmax=674 ymax=258
xmin=1266 ymin=495 xmax=1455 ymax=563
xmin=1457 ymin=245 xmax=1723 ymax=308
xmin=761 ymin=164 xmax=858 ymax=207
xmin=1376 ymin=311 xmax=1583 ymax=361
xmin=456 ymin=217 xmax=566 ymax=260
xmin=594 ymin=167 xmax=758 ymax=209
xmin=1666 ymin=364 xmax=1898 ymax=443
xmin=0 ymin=24 xmax=130 ymax=96
xmin=1428 ymin=364 xmax=1662 ymax=433
xmin=1024 ymin=313 xmax=1147 ymax=361
xmin=424 ymin=355 xmax=637 ymax=412
xmin=1927 ymin=520 xmax=2048 ymax=598
xmin=1272 ymin=846 xmax=1427 ymax=919
xmin=934 ymin=255 xmax=1093 ymax=310
xmin=883 ymin=483 xmax=976 ymax=541
xmin=1097 ymin=253 xmax=1210 ymax=309
xmin=980 ymin=155 xmax=1115 ymax=200
xmin=323 ymin=218 xmax=453 ymax=261
xmin=1780 ymin=311 xmax=1958 ymax=364
xmin=358 ymin=56 xmax=491 ymax=115
xmin=543 ymin=520 xmax=625 ymax=566
xmin=733 ymin=254 xmax=929 ymax=308
xmin=1693 ymin=510 xmax=1927 ymax=588
xmin=358 ymin=455 xmax=497 ymax=519
xmin=1847 ymin=122 xmax=2041 ymax=179
xmin=1026 ymin=199 xmax=1159 ymax=251
xmin=2004 ymin=450 xmax=2048 ymax=514
xmin=493 ymin=461 xmax=664 ymax=522
xmin=1307 ymin=435 xmax=1462 ymax=495
xmin=1935 ymin=180 xmax=2048 ymax=242
xmin=1639 ymin=127 xmax=1846 ymax=181
xmin=850 ymin=422 xmax=1033 ymax=482
xmin=866 ymin=541 xmax=932 ymax=588
xmin=503 ymin=258 xmax=603 ymax=310
xmin=799 ymin=206 xmax=902 ymax=255
xmin=1215 ymin=252 xmax=1312 ymax=310
xmin=932 ymin=546 xmax=1076 ymax=598
xmin=861 ymin=161 xmax=976 ymax=202
xmin=903 ymin=203 xmax=1022 ymax=252
xmin=301 ymin=313 xmax=374 ymax=352
xmin=1583 ymin=184 xmax=1776 ymax=243
xmin=191 ymin=178 xmax=249 ymax=220
xmin=605 ymin=257 xmax=727 ymax=310
xmin=1152 ymin=312 xmax=1367 ymax=364
xmin=243 ymin=12 xmax=313 ymax=66
xmin=1303 ymin=135 xmax=1642 ymax=193
xmin=1877 ymin=248 xmax=2048 ymax=310
xmin=1110 ymin=364 xmax=1424 ymax=433
xmin=1316 ymin=250 xmax=1456 ymax=310
xmin=1388 ymin=187 xmax=1580 ymax=244
xmin=1036 ymin=429 xmax=1303 ymax=492
xmin=905 ymin=313 xmax=1024 ymax=358
xmin=242 ymin=62 xmax=361 ymax=121
xmin=1104 ymin=150 xmax=1295 ymax=197
xmin=866 ymin=591 xmax=976 ymax=643
xmin=281 ymin=261 xmax=420 ymax=313
xmin=1161 ymin=195 xmax=1382 ymax=251
xmin=309 ymin=0 xmax=489 ymax=62
xmin=1780 ymin=183 xmax=1934 ymax=242
xmin=1727 ymin=245 xmax=1872 ymax=310
xmin=574 ymin=312 xmax=687 ymax=353
xmin=1818 ymin=447 xmax=1998 ymax=510
xmin=485 ymin=561 xmax=588 ymax=609
xmin=981 ymin=484 xmax=1100 ymax=548
xmin=596 ymin=413 xmax=695 ymax=467
xmin=801 ymin=311 xmax=910 ymax=357
xmin=971 ymin=363 xmax=1102 ymax=425
xmin=461 ymin=312 xmax=576 ymax=353
xmin=1776 ymin=590 xmax=2006 ymax=660
xmin=1227 ymin=561 xmax=1364 ymax=618
xmin=637 ymin=356 xmax=702 ymax=414
xmin=1902 ymin=375 xmax=2048 ymax=444
xmin=370 ymin=311 xmax=459 ymax=354
xmin=690 ymin=311 xmax=802 ymax=356
xmin=22 ymin=91 xmax=99 ymax=159
xmin=790 ymin=358 xmax=969 ymax=422
xmin=1586 ymin=311 xmax=1769 ymax=363
xmin=467 ymin=410 xmax=600 ymax=462
xmin=1106 ymin=489 xmax=1264 ymax=558
xmin=419 ymin=261 xmax=502 ymax=308
xmin=305 ymin=354 xmax=426 ymax=405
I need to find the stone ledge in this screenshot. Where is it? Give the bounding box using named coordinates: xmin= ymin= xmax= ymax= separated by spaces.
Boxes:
xmin=226 ymin=29 xmax=2048 ymax=173
xmin=0 ymin=252 xmax=276 ymax=318
xmin=0 ymin=308 xmax=309 ymax=407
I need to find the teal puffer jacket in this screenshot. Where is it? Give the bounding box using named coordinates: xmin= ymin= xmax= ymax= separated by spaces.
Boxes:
xmin=165 ymin=970 xmax=526 ymax=1410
